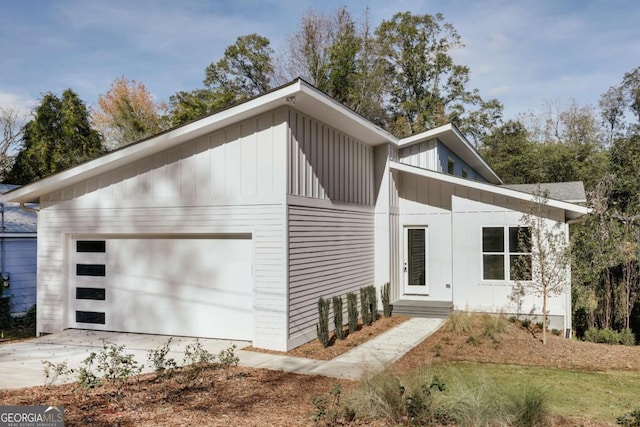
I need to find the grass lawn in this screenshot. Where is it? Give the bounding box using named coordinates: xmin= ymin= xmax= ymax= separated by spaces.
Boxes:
xmin=430 ymin=362 xmax=640 ymax=424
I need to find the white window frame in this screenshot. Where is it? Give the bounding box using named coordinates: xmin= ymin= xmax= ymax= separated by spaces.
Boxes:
xmin=481 ymin=226 xmax=531 ymax=282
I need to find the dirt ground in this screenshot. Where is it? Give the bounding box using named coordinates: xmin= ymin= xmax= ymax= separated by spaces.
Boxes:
xmin=2 ymin=314 xmax=638 ymax=426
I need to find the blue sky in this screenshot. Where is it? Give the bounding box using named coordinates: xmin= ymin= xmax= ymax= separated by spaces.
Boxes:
xmin=1 ymin=0 xmax=639 ymax=122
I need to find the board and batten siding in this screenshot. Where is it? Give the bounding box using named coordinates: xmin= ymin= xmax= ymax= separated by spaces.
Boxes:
xmin=1 ymin=238 xmax=37 ymax=314
xmin=36 ymin=110 xmax=291 ymax=350
xmin=287 ymin=110 xmax=375 ymax=206
xmin=399 ymin=140 xmax=437 ymax=170
xmin=287 ymin=205 xmax=374 ymax=349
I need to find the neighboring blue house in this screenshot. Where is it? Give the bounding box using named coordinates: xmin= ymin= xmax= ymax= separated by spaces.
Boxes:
xmin=0 ymin=184 xmax=37 ymax=315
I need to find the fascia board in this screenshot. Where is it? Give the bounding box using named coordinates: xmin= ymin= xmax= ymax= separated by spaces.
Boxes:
xmin=390 ymin=161 xmax=590 ymax=218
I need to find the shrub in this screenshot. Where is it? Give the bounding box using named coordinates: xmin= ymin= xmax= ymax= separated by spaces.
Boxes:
xmin=444 ymin=311 xmax=472 ymax=335
xmin=507 ymin=386 xmax=551 ymax=427
xmin=311 ymin=383 xmax=354 ymax=426
xmin=381 ymin=282 xmax=392 ymax=318
xmin=480 ymin=313 xmax=507 ymax=339
xmin=584 ymin=327 xmax=635 ymax=345
xmin=360 ymin=288 xmax=371 ymax=326
xmin=42 ymin=360 xmax=73 ymax=387
xmin=617 ymin=407 xmax=640 ymax=427
xmin=551 ymin=329 xmax=561 ymax=336
xmin=368 ymin=285 xmax=378 ymax=323
xmin=182 ymin=339 xmax=215 ymax=385
xmin=316 ymin=297 xmax=331 ymax=348
xmin=94 ymin=339 xmax=143 ymax=393
xmin=147 ymin=337 xmax=177 ymax=379
xmin=620 ymin=328 xmax=636 ymax=346
xmin=347 ymin=292 xmax=358 ymax=334
xmin=333 ymin=296 xmax=345 ymax=340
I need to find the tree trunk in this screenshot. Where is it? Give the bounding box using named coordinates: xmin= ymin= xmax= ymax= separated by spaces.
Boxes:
xmin=542 ymin=287 xmax=548 ymax=345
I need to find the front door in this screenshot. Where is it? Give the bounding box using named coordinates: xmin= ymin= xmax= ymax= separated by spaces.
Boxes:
xmin=403 ymin=226 xmax=429 ymax=295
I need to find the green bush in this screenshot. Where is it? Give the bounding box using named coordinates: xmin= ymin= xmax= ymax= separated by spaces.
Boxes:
xmin=147 ymin=337 xmax=177 ymax=379
xmin=42 ymin=360 xmax=73 ymax=387
xmin=316 ymin=297 xmax=331 ymax=348
xmin=332 ymin=296 xmax=345 ymax=340
xmin=507 ymin=386 xmax=551 ymax=427
xmin=480 ymin=313 xmax=507 ymax=339
xmin=182 ymin=339 xmax=215 ymax=386
xmin=381 ymin=282 xmax=392 ymax=317
xmin=620 ymin=328 xmax=636 ymax=346
xmin=360 ymin=288 xmax=370 ymax=326
xmin=347 ymin=292 xmax=358 ymax=334
xmin=367 ymin=285 xmax=378 ymax=323
xmin=617 ymin=407 xmax=640 ymax=426
xmin=584 ymin=327 xmax=635 ymax=345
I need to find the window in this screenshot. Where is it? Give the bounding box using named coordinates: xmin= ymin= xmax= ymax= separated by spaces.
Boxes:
xmin=76 ymin=287 xmax=106 ymax=300
xmin=462 ymin=168 xmax=468 ymax=179
xmin=77 ymin=240 xmax=106 ymax=253
xmin=482 ymin=226 xmax=531 ymax=280
xmin=76 ymin=264 xmax=106 ymax=277
xmin=447 ymin=158 xmax=455 ymax=175
xmin=76 ymin=311 xmax=105 ymax=324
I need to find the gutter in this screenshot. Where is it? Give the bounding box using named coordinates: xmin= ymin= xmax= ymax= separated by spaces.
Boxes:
xmin=566 ymin=215 xmax=589 ymax=225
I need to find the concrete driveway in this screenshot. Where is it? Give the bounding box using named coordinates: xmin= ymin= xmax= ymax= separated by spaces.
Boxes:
xmin=0 ymin=329 xmax=249 ymax=390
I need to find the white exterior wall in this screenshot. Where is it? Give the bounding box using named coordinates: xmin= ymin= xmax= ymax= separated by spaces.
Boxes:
xmin=399 ymin=140 xmax=437 ymax=170
xmin=398 ymin=174 xmax=453 ymax=301
xmin=452 ymin=193 xmax=570 ymax=330
xmin=37 ymin=109 xmax=290 ymax=350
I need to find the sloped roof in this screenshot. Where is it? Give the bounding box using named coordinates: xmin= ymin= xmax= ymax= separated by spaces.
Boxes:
xmin=390 ymin=162 xmax=590 ymax=221
xmin=500 ymin=182 xmax=587 ymax=204
xmin=0 ymin=184 xmax=37 ymax=234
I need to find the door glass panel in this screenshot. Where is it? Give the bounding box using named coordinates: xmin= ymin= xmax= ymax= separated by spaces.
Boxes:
xmin=407 ymin=228 xmax=426 ymax=286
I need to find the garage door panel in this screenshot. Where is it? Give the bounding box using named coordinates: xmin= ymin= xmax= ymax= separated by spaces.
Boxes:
xmin=69 ymin=236 xmax=253 ymax=340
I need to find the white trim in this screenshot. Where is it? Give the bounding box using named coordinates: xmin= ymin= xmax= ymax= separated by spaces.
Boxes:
xmin=403 ymin=225 xmax=429 ymax=296
xmin=390 ymin=161 xmax=590 ymax=219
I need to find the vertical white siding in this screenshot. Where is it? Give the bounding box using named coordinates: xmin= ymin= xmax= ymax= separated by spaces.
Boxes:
xmin=287 ymin=110 xmax=374 ymax=205
xmin=37 ymin=110 xmax=291 ymax=351
xmin=287 ymin=205 xmax=374 ymax=349
xmin=399 ymin=140 xmax=437 ymax=169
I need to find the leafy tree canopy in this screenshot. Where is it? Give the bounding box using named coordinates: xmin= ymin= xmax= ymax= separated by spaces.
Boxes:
xmin=6 ymin=89 xmax=104 ymax=184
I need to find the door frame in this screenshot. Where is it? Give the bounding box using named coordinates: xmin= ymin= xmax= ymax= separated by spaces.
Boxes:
xmin=402 ymin=225 xmax=429 ymax=296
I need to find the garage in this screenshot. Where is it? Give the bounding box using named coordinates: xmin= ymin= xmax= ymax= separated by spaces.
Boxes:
xmin=68 ymin=235 xmax=254 ymax=340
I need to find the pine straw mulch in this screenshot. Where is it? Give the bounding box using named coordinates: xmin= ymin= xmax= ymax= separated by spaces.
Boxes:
xmin=0 ymin=367 xmax=347 ymax=427
xmin=395 ymin=313 xmax=640 ymax=372
xmin=245 ymin=315 xmax=409 ymax=360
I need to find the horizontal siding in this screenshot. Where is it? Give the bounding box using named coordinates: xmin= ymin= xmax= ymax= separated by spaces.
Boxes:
xmin=37 ymin=202 xmax=287 ymax=350
xmin=287 ymin=110 xmax=374 ymax=205
xmin=287 ymin=205 xmax=374 ymax=347
xmin=0 ymin=238 xmax=37 ymax=313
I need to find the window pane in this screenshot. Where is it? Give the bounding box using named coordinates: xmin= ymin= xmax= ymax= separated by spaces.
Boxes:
xmin=76 ymin=240 xmax=106 ymax=253
xmin=510 ymin=255 xmax=532 ymax=280
xmin=75 ymin=311 xmax=105 ymax=324
xmin=509 ymin=227 xmax=531 ymax=253
xmin=482 ymin=227 xmax=504 ymax=252
xmin=76 ymin=287 xmax=106 ymax=300
xmin=408 ymin=228 xmax=426 ymax=286
xmin=483 ymin=255 xmax=505 ymax=280
xmin=76 ymin=264 xmax=106 ymax=277
xmin=447 ymin=159 xmax=455 ymax=174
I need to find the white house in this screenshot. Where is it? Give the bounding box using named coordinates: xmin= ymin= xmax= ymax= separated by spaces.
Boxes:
xmin=1 ymin=79 xmax=588 ymax=351
xmin=0 ymin=184 xmax=37 ymax=315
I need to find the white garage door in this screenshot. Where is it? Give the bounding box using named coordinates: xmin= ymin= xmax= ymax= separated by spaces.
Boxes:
xmin=68 ymin=236 xmax=253 ymax=340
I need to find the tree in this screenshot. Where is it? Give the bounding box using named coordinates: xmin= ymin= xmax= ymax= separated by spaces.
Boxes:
xmin=517 ymin=189 xmax=571 ymax=345
xmin=621 ymin=67 xmax=640 ymax=124
xmin=6 ymin=90 xmax=104 ymax=184
xmin=0 ymin=107 xmax=27 ymax=182
xmin=375 ymin=12 xmax=502 ymax=138
xmin=170 ymin=34 xmax=274 ymax=125
xmin=92 ymin=76 xmax=168 ymax=150
xmin=599 ymin=85 xmax=626 ymax=144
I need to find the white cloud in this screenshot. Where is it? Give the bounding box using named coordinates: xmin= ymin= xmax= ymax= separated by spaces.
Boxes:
xmin=0 ymin=92 xmax=36 ymax=115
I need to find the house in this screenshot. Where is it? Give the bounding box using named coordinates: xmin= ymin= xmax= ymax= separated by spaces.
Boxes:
xmin=0 ymin=184 xmax=37 ymax=315
xmin=1 ymin=79 xmax=589 ymax=351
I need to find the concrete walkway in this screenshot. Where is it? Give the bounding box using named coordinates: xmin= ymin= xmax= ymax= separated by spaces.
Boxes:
xmin=0 ymin=318 xmax=443 ymax=390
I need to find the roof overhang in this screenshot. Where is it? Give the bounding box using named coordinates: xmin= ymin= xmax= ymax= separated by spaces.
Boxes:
xmin=390 ymin=161 xmax=590 ymax=221
xmin=2 ymin=79 xmax=397 ymax=204
xmin=399 ymin=123 xmax=502 ymax=185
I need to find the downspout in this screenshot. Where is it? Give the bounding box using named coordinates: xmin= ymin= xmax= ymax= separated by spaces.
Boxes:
xmin=20 ymin=202 xmax=39 ymax=214
xmin=1 ymin=202 xmax=5 ymax=286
